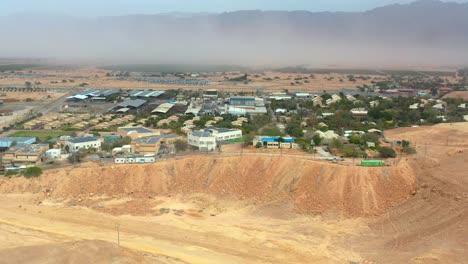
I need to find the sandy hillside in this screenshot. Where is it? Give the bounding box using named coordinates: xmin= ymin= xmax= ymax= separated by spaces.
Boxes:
xmin=0 ymin=156 xmax=416 ymax=217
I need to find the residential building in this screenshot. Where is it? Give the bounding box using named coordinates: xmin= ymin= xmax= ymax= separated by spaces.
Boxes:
xmin=2 ymin=144 xmax=49 ymax=165
xmin=131 ymin=134 xmax=182 ymax=155
xmin=65 ymin=137 xmax=101 ymax=153
xmin=187 ymin=131 xmax=217 ymax=151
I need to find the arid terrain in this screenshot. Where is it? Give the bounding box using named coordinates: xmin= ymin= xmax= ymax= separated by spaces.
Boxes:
xmin=0 ymin=123 xmax=466 ymax=263
xmin=0 ymin=68 xmax=379 ymax=93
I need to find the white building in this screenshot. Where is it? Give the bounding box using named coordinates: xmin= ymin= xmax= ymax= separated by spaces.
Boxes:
xmin=208 ymin=128 xmax=243 ymax=141
xmin=45 ymin=149 xmax=61 ymax=159
xmin=187 ymin=131 xmax=217 ymax=151
xmin=65 ymin=137 xmax=101 ymax=153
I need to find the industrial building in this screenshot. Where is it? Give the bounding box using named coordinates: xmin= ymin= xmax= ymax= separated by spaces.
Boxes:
xmin=128 ymin=90 xmax=165 ymax=98
xmin=117 ymin=99 xmax=147 ymax=109
xmin=151 ymin=103 xmax=175 ymax=114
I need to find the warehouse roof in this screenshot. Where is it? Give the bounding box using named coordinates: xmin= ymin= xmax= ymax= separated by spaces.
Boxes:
xmin=118 ymin=99 xmax=147 ymax=108
xmin=133 ymin=134 xmax=179 ymax=144
xmin=5 ymin=143 xmax=48 ymax=154
xmin=129 ymin=90 xmax=165 ymax=98
xmin=151 ymin=103 xmax=175 ymax=114
xmin=0 ymin=137 xmax=36 ymax=148
xmin=67 ymin=137 xmax=99 ymax=144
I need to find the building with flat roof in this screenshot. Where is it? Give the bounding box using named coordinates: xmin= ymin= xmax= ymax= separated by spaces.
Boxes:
xmin=205 ymin=128 xmax=242 ymax=142
xmin=2 ymin=144 xmax=49 ymax=165
xmin=65 ymin=137 xmax=101 ymax=153
xmin=0 ymin=137 xmax=36 ymax=148
xmin=131 ymin=134 xmax=182 ymax=155
xmin=188 ymin=131 xmax=217 ymax=151
xmin=253 ymin=136 xmax=299 ymax=149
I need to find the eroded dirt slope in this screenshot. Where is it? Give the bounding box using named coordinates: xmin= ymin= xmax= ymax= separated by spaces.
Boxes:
xmin=0 ymin=156 xmax=416 ymax=217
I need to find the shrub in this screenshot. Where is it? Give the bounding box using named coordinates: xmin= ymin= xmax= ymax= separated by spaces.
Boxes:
xmin=378 ymin=146 xmax=396 ymax=158
xmin=4 ymin=170 xmax=18 ymax=177
xmin=174 ymin=139 xmax=188 ymax=152
xmin=22 ymin=166 xmax=43 ymax=178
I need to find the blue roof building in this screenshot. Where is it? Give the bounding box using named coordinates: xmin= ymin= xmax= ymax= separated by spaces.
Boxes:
xmin=0 ymin=137 xmax=36 ymax=148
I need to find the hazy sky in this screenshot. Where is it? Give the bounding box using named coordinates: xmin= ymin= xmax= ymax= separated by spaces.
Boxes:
xmin=0 ymin=0 xmax=465 ymax=16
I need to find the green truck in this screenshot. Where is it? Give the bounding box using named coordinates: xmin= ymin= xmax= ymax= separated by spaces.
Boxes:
xmin=361 ymin=160 xmax=385 ymax=167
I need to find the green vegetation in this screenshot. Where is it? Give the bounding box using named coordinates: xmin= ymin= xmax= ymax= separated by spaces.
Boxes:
xmin=174 ymin=139 xmax=188 ymax=152
xmin=378 ymin=146 xmax=396 ymax=158
xmin=10 ymin=131 xmax=71 ymax=142
xmin=22 ymin=166 xmax=43 ymax=178
xmin=99 ymin=64 xmax=249 ymax=73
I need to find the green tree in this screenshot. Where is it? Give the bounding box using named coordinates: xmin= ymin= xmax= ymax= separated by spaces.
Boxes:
xmin=22 ymin=166 xmax=43 ymax=178
xmin=312 ymin=134 xmax=322 ymax=145
xmin=174 ymin=139 xmax=188 ymax=152
xmin=378 ymin=146 xmax=396 ymax=158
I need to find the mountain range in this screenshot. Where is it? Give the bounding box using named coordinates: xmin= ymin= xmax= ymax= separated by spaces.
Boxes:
xmin=1 ymin=0 xmax=467 ymax=67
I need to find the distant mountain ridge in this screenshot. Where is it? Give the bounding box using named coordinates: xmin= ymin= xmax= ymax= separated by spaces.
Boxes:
xmin=1 ymin=0 xmax=467 ymax=67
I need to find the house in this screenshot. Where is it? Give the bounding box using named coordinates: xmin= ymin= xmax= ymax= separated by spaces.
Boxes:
xmin=409 ymin=103 xmax=419 ymax=110
xmin=366 ymin=142 xmax=376 ymax=148
xmin=432 ymin=104 xmax=445 ymax=110
xmin=131 ymin=134 xmax=181 ymax=155
xmin=65 ymin=137 xmax=101 ymax=153
xmin=313 ymin=130 xmax=340 ymax=145
xmin=369 ymin=101 xmax=379 ymax=108
xmin=187 ymin=131 xmax=217 ymax=151
xmin=0 ymin=137 xmax=36 ymax=148
xmin=275 ymin=108 xmax=287 ymax=114
xmin=2 ymin=144 xmax=49 ymax=165
xmin=350 ymin=108 xmax=368 ymax=117
xmin=253 ymin=136 xmax=298 ymax=149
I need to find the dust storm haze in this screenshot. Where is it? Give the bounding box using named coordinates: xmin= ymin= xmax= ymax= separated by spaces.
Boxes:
xmin=0 ymin=0 xmax=467 ymax=68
